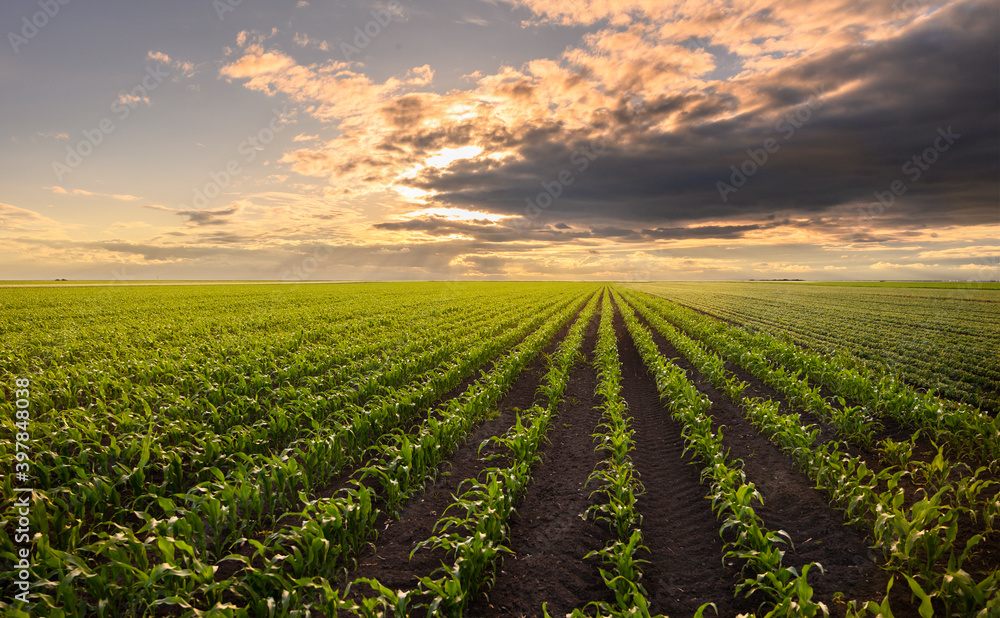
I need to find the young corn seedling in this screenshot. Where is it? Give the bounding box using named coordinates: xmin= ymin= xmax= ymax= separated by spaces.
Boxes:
xmin=616 ymin=291 xmax=830 ymax=615
xmin=879 ymin=435 xmax=916 ymax=470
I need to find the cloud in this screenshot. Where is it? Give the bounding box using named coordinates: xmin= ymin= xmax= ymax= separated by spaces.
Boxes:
xmin=642 ymin=222 xmax=783 ymax=240
xmin=220 ymin=49 xmax=296 ymax=79
xmin=147 ymin=50 xmax=198 ymax=78
xmin=250 ymin=0 xmax=996 ymax=242
xmin=116 ymin=92 xmax=150 ymax=107
xmin=456 ymin=16 xmax=491 ymax=26
xmin=870 ymin=261 xmax=936 ymax=269
xmin=1 ymin=203 xmax=57 ymax=223
xmin=219 ymin=37 xmax=434 ymax=126
xmin=16 ymin=0 xmax=991 ymax=281
xmin=108 ymin=221 xmax=154 ymax=230
xmin=146 ymin=202 xmax=246 ymax=227
xmin=916 ymin=245 xmax=1000 ymax=259
xmin=0 ymin=203 xmax=65 ymax=234
xmin=753 ymin=262 xmax=816 ymax=273
xmin=47 ymin=187 xmax=141 ymax=201
xmin=293 ymin=33 xmax=330 ymax=51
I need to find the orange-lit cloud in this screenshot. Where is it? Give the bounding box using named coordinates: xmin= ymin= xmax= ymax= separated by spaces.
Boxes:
xmin=5 ymin=0 xmax=993 ymax=281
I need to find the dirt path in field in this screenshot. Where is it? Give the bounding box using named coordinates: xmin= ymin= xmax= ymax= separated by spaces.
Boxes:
xmin=467 ymin=308 xmax=616 ymax=618
xmin=610 ymin=300 xmax=749 ymax=617
xmin=626 ymin=305 xmax=923 ymax=617
xmin=338 ymin=301 xmax=588 ymax=606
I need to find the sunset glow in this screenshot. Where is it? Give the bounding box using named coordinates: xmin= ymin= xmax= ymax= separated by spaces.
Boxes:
xmin=425 ymin=146 xmax=484 ymax=169
xmin=0 ymin=0 xmax=996 ymax=280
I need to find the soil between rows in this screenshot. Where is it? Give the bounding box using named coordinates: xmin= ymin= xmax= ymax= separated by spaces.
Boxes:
xmin=664 ymin=298 xmax=944 ymax=465
xmin=625 ymin=301 xmax=923 ymax=617
xmin=632 ymin=296 xmax=1000 ymax=609
xmin=314 ymin=298 xmax=589 ymax=505
xmin=339 ymin=299 xmax=588 ymax=606
xmin=209 ymin=300 xmax=589 ymax=609
xmin=208 ymin=314 xmax=545 ymax=588
xmin=467 ymin=304 xmax=615 ymax=617
xmin=610 ymin=301 xmax=749 ymax=617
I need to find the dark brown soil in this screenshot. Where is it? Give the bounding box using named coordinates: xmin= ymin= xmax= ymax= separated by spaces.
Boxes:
xmin=309 ymin=291 xmax=948 ymax=616
xmin=610 ymin=303 xmax=751 ymax=617
xmin=211 ymin=301 xmax=592 ymax=608
xmin=340 ymin=303 xmax=584 ymax=606
xmin=468 ymin=306 xmax=615 ymax=618
xmin=210 ymin=315 xmax=544 ymax=589
xmin=627 ymin=301 xmax=922 ymax=617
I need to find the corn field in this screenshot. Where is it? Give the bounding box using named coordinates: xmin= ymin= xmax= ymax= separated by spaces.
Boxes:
xmin=1 ymin=281 xmax=997 ymax=617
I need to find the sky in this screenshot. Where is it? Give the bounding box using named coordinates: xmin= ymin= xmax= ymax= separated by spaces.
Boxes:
xmin=0 ymin=0 xmax=997 ymax=281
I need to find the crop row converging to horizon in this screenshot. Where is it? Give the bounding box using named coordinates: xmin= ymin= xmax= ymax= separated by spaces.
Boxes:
xmin=1 ymin=281 xmax=998 ymax=617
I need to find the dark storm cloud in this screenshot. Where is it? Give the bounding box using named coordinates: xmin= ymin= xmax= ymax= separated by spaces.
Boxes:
xmin=146 ymin=203 xmax=244 ymax=227
xmin=642 ymin=222 xmax=782 ymax=240
xmin=373 ymin=215 xmax=594 ymax=243
xmin=590 ymin=226 xmax=643 ymax=239
xmin=409 ymin=1 xmax=999 ymax=229
xmin=372 ymin=214 xmax=807 ymax=244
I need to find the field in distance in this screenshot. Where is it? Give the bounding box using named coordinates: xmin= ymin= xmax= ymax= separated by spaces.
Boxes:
xmin=1 ymin=281 xmax=997 ymax=617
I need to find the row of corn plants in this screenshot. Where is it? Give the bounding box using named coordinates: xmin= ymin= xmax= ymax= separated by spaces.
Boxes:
xmin=618 ymin=289 xmax=999 ymax=617
xmin=0 ymin=286 xmax=595 ymax=616
xmin=203 ymin=289 xmax=596 ymax=616
xmin=5 ymin=285 xmax=501 ymax=451
xmin=7 ymin=284 xmax=571 ymax=498
xmin=0 ymin=289 xmax=569 ymax=591
xmin=0 ymin=289 xmax=538 ymax=557
xmin=615 ymin=292 xmax=830 ymax=618
xmin=621 ymin=282 xmax=999 ymax=414
xmin=737 ymin=398 xmax=999 ymax=617
xmin=560 ymin=293 xmax=662 ymax=618
xmin=22 ymin=292 xmax=528 ymax=495
xmin=344 ymin=291 xmax=603 ymax=617
xmin=624 ymin=288 xmax=999 ymax=522
xmin=621 ymin=288 xmax=882 ymax=450
xmin=623 ymin=288 xmax=998 ymax=521
xmin=628 ymin=290 xmax=1000 ymax=465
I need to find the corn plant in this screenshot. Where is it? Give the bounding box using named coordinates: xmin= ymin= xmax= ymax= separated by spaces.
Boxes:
xmin=616 ymin=290 xmax=829 ymax=616
xmin=624 ymin=286 xmax=1000 ymax=465
xmin=343 ymin=291 xmax=601 ymax=616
